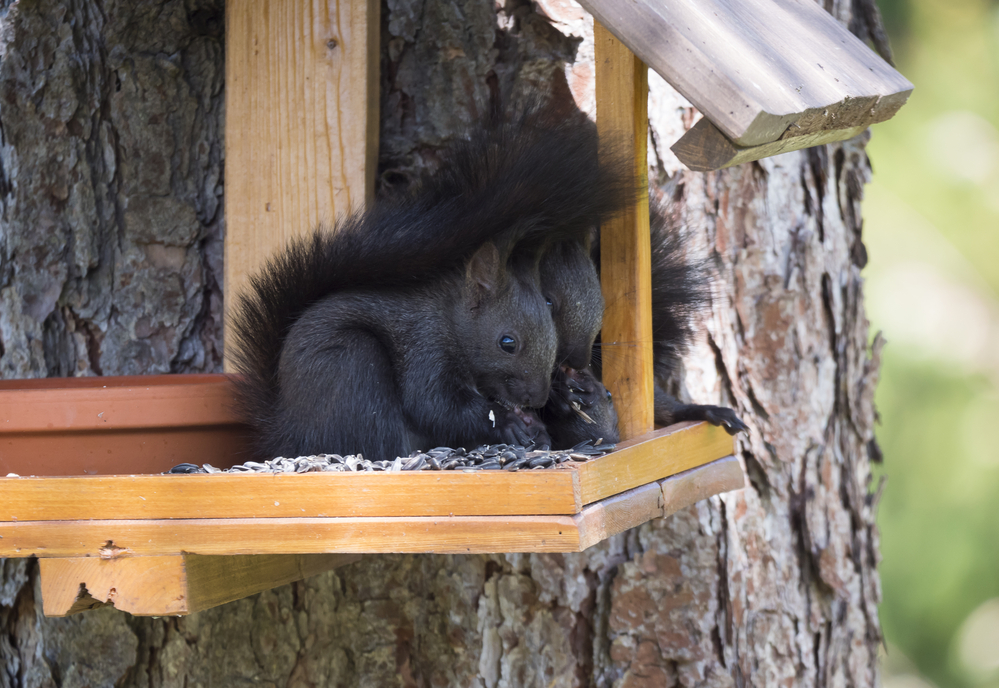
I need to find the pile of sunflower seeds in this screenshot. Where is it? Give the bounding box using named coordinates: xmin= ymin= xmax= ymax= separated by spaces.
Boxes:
xmin=167 ymin=440 xmax=615 ymax=475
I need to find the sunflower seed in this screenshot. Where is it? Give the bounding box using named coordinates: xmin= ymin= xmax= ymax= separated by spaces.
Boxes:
xmin=171 ymin=440 xmax=615 ymax=475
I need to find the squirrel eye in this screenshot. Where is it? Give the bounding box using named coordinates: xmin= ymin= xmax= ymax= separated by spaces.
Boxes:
xmin=546 ymin=299 xmax=554 ymax=309
xmin=498 ymin=336 xmax=517 ymax=354
xmin=605 ymin=389 xmax=612 ymax=401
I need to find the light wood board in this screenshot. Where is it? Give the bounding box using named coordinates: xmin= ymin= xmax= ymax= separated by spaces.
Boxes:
xmin=573 ymin=421 xmax=734 ymax=504
xmin=577 ymin=454 xmax=744 ymax=549
xmin=0 ymin=422 xmax=732 ymax=520
xmin=224 ymin=0 xmax=380 ymax=365
xmin=1 ymin=469 xmax=579 ymax=520
xmin=4 ymin=456 xmax=744 ymax=559
xmin=595 ymin=21 xmax=655 ymax=441
xmin=672 ymin=119 xmax=869 ymax=172
xmin=579 ymin=0 xmax=912 ymax=147
xmin=5 ymin=515 xmax=582 ymax=557
xmin=40 ymin=553 xmax=359 ymax=617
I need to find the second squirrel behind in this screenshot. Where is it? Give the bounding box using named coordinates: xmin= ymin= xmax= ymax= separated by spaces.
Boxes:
xmin=539 ymin=198 xmax=748 ymax=447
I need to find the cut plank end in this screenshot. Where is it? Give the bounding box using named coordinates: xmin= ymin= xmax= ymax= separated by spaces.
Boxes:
xmin=672 ymin=117 xmax=872 ymax=172
xmin=578 ymin=0 xmax=913 ymax=147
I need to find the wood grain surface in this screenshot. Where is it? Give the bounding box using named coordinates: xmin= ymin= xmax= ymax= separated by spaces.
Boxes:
xmin=3 ymin=516 xmax=584 ymax=557
xmin=39 ymin=553 xmax=359 ymax=617
xmin=579 ymin=0 xmax=912 ymax=146
xmin=595 ymin=21 xmax=655 ymax=441
xmin=223 ymin=0 xmax=380 ymax=365
xmin=0 ymin=423 xmax=731 ymax=521
xmin=570 ymin=422 xmax=736 ymax=504
xmin=0 ymin=374 xmax=238 ymax=432
xmin=577 ymin=455 xmax=744 ymax=549
xmin=3 ymin=455 xmax=743 ymax=558
xmin=0 ymin=374 xmax=250 ymax=477
xmin=0 ymin=469 xmax=581 ymax=520
xmin=672 ymin=118 xmax=869 ymax=171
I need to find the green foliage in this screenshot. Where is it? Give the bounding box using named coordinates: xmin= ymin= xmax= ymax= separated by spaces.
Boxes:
xmin=875 ymin=357 xmax=999 ymax=687
xmin=866 ymin=0 xmax=999 ymax=686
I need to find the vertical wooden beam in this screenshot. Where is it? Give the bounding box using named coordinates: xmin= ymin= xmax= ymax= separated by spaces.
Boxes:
xmin=594 ymin=22 xmax=654 ymax=440
xmin=224 ymin=0 xmax=380 ymax=366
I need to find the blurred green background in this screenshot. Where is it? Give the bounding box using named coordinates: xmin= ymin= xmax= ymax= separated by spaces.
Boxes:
xmin=864 ymin=0 xmax=999 ymax=686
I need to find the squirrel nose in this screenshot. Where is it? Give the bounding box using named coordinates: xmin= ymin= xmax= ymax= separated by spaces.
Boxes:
xmin=526 ymin=382 xmax=551 ymax=408
xmin=563 ymin=346 xmax=591 ymax=371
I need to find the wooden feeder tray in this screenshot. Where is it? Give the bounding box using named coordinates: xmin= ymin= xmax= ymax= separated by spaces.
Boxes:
xmin=0 ymin=374 xmax=742 ymax=617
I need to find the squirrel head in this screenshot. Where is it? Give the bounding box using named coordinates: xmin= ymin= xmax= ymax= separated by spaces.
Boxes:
xmin=460 ymin=241 xmax=557 ymax=410
xmin=540 ymin=240 xmax=603 ymax=370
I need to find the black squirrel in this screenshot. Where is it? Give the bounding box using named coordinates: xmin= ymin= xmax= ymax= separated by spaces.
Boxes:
xmin=539 ymin=198 xmax=747 ymax=447
xmin=229 ymin=103 xmax=634 ymax=461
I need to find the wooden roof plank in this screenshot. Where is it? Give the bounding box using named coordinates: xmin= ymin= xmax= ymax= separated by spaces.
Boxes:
xmin=671 ymin=118 xmax=868 ymax=172
xmin=578 ymin=0 xmax=913 ymax=147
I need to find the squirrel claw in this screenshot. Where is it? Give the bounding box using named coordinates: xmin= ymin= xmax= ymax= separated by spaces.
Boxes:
xmin=701 ymin=406 xmax=748 ymax=435
xmin=493 ymin=404 xmax=552 ymax=447
xmin=549 ymin=366 xmax=604 ymax=418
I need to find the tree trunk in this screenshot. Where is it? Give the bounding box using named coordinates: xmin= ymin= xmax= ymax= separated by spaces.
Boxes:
xmin=0 ymin=0 xmax=884 ymax=686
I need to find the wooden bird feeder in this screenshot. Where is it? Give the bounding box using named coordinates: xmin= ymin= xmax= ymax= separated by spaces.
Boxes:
xmin=0 ymin=0 xmax=910 ymax=617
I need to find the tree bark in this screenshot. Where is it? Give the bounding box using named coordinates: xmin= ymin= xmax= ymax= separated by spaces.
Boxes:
xmin=0 ymin=0 xmax=884 ymax=686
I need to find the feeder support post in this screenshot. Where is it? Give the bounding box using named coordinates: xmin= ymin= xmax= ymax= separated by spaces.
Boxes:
xmin=595 ymin=22 xmax=655 ymax=440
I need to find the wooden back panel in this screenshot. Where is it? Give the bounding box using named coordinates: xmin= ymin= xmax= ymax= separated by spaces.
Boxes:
xmin=223 ymin=0 xmax=380 ymax=365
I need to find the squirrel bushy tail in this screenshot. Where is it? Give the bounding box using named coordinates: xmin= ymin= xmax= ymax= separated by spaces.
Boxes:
xmin=645 ymin=197 xmax=747 ymax=434
xmin=647 ymin=198 xmax=712 ymax=381
xmin=589 ymin=197 xmax=711 ymax=381
xmin=229 ymin=98 xmax=635 ymax=445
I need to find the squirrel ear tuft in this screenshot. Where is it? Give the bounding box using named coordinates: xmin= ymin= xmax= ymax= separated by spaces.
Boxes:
xmin=466 ymin=242 xmax=502 ymax=296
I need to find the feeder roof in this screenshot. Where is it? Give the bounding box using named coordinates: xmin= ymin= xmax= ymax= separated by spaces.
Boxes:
xmin=579 ymin=0 xmax=913 ymax=169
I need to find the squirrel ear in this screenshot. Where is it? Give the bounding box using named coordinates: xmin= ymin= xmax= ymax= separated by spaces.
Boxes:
xmin=466 ymin=242 xmax=502 ymax=296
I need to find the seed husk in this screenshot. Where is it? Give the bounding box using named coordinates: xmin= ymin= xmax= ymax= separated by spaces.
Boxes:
xmin=167 ymin=440 xmax=615 ymax=475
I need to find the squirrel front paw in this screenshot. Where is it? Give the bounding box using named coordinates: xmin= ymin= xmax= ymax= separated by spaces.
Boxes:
xmin=491 ymin=404 xmax=552 ymax=448
xmin=548 ymin=367 xmax=610 ymax=420
xmin=684 ymin=404 xmax=748 ymax=435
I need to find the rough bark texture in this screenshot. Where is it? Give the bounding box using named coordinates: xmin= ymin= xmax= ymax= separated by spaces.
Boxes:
xmin=0 ymin=0 xmax=884 ymax=686
xmin=0 ymin=0 xmax=225 ymax=379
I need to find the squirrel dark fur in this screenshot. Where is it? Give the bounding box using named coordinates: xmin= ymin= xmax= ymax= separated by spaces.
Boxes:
xmin=540 ymin=198 xmax=747 ymax=447
xmin=641 ymin=201 xmax=747 ymax=434
xmin=229 ymin=102 xmax=634 ymax=461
